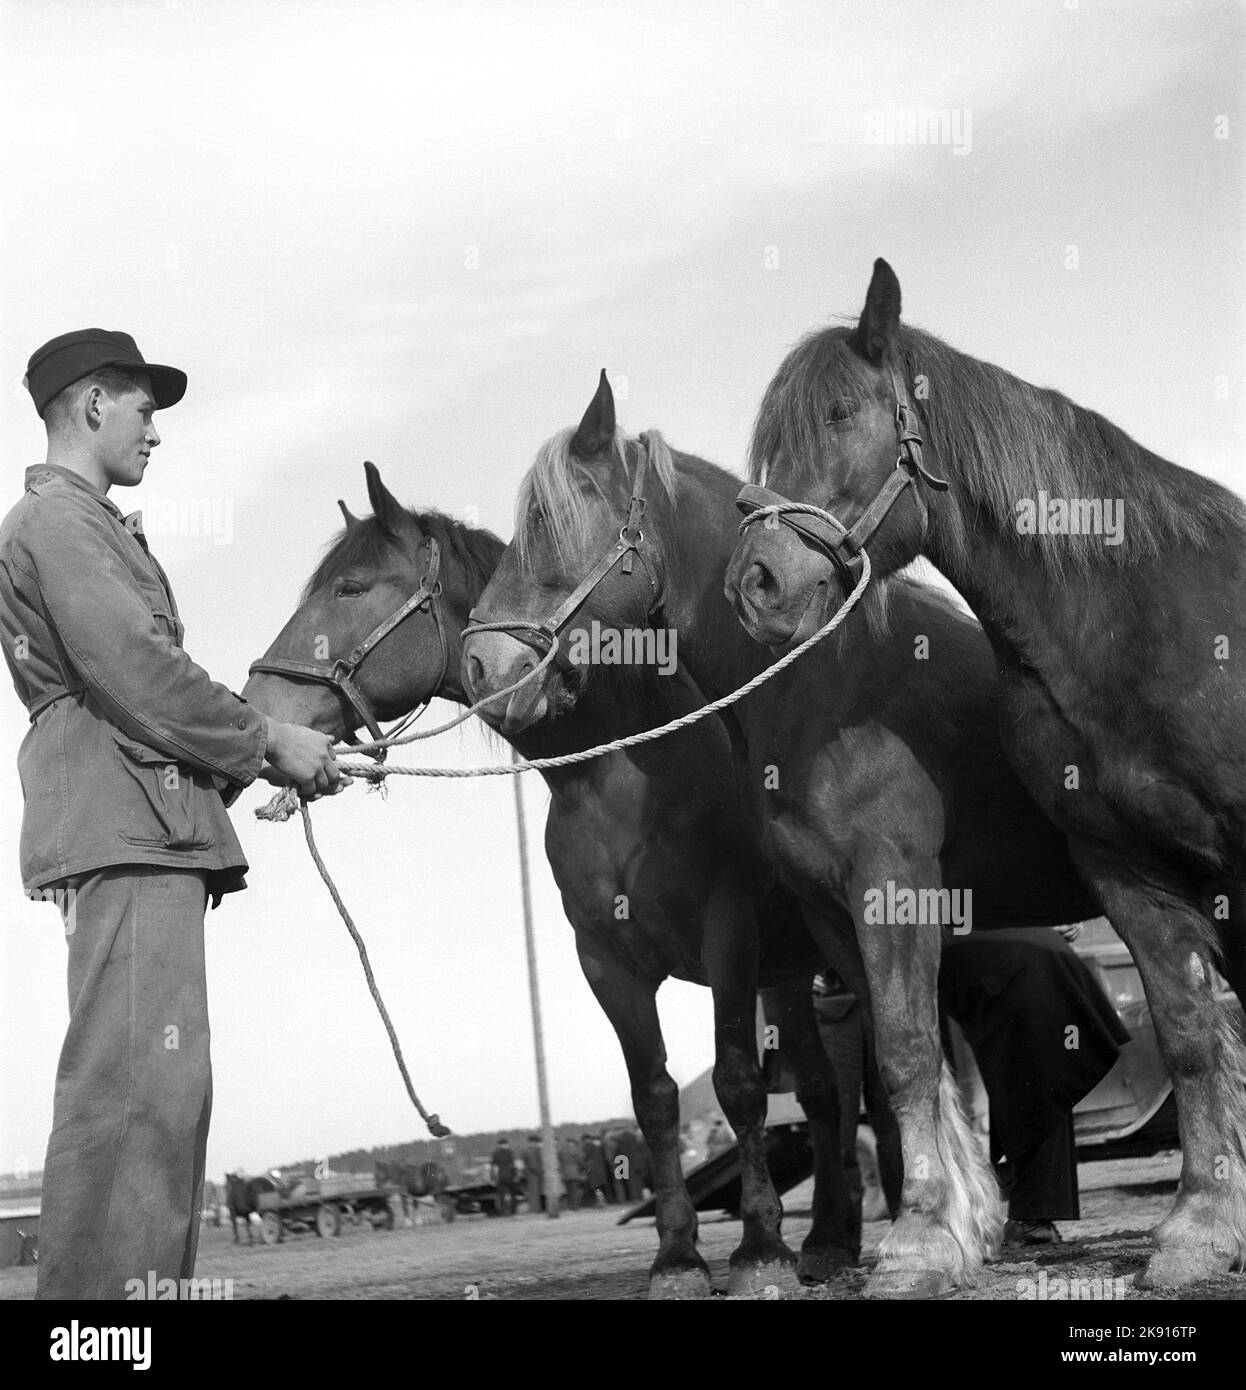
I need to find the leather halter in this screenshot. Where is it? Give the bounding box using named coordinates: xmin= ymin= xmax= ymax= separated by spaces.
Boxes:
xmin=463 ymin=442 xmax=659 ymax=667
xmin=248 ymin=537 xmax=446 ymax=761
xmin=736 ymin=367 xmax=948 ymax=590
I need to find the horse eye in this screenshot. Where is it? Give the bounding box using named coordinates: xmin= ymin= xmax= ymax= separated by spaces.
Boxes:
xmin=825 ymin=401 xmax=856 ymax=425
xmin=338 ymin=581 xmax=366 ymax=597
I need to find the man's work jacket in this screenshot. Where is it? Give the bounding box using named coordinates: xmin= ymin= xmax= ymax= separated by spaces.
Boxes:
xmin=0 ymin=464 xmax=268 ymax=902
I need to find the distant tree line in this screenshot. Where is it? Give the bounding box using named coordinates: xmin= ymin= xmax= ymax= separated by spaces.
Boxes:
xmin=285 ymin=1117 xmax=638 ymax=1187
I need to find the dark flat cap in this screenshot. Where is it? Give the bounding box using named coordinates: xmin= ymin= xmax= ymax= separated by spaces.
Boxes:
xmin=24 ymin=328 xmax=187 ymax=418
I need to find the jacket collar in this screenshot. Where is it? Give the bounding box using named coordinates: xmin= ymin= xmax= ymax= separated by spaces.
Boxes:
xmin=25 ymin=463 xmax=128 ymax=523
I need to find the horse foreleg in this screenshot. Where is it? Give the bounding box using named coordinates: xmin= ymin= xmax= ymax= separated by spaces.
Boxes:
xmin=702 ymin=903 xmax=800 ymax=1297
xmin=1076 ymin=846 xmax=1246 ymax=1288
xmin=763 ymin=966 xmax=859 ymax=1282
xmin=576 ymin=937 xmax=710 ymax=1299
xmin=847 ymin=860 xmax=1003 ymax=1298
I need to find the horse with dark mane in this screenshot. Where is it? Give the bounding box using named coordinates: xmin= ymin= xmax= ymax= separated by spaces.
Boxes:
xmin=242 ymin=464 xmax=848 ymax=1298
xmin=224 ymin=1171 xmax=277 ymax=1245
xmin=725 ymin=258 xmax=1246 ymax=1288
xmin=460 ymin=372 xmax=1116 ymax=1297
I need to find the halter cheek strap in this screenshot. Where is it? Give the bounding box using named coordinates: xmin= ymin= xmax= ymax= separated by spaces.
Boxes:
xmin=463 ymin=441 xmax=659 ymax=668
xmin=248 ymin=537 xmax=446 ymax=761
xmin=735 ymin=366 xmax=948 ymax=585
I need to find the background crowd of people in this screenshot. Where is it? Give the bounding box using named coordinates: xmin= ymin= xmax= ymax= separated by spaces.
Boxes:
xmin=490 ymin=1129 xmax=654 ymax=1214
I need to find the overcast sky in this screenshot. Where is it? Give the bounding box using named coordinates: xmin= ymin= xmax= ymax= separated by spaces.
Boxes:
xmin=1 ymin=0 xmax=1242 ymax=1180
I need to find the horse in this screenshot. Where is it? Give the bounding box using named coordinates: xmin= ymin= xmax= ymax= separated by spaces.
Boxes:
xmin=460 ymin=371 xmax=1112 ymax=1297
xmin=224 ymin=1172 xmax=277 ymax=1245
xmin=724 ymin=257 xmax=1246 ymax=1288
xmin=242 ymin=463 xmax=850 ymax=1298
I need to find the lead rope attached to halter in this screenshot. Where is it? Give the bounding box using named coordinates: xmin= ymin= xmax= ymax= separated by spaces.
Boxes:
xmin=256 ymin=535 xmax=870 ymax=1139
xmin=257 ymin=546 xmax=870 ymax=800
xmin=295 ymin=797 xmax=450 ymax=1138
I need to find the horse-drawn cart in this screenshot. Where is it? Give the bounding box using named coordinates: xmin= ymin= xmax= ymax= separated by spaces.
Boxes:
xmin=256 ymin=1177 xmax=399 ymax=1244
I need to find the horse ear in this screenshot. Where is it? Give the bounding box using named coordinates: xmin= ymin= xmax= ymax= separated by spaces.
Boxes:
xmin=571 ymin=369 xmax=616 ymax=458
xmin=337 ymin=499 xmax=359 ymax=527
xmin=363 ymin=460 xmax=406 ymax=535
xmin=851 ymin=258 xmax=902 ymax=364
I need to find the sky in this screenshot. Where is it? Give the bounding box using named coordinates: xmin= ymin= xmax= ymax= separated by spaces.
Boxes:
xmin=0 ymin=0 xmax=1242 ymax=1181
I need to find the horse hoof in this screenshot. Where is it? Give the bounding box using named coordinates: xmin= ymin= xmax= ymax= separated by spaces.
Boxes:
xmin=1138 ymin=1247 xmax=1236 ymax=1289
xmin=648 ymin=1267 xmax=712 ymax=1300
xmin=863 ymin=1268 xmax=955 ymax=1300
xmin=798 ymin=1246 xmax=857 ymax=1284
xmin=728 ymin=1259 xmax=801 ymax=1299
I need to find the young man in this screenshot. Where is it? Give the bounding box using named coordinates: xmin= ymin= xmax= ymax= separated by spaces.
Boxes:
xmin=0 ymin=328 xmax=344 ymax=1299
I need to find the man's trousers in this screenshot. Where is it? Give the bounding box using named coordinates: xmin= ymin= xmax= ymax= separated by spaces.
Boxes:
xmin=36 ymin=866 xmax=211 ymax=1300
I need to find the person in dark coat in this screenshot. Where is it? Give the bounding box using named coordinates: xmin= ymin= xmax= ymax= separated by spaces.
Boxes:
xmin=558 ymin=1137 xmax=584 ymax=1212
xmin=612 ymin=1128 xmax=643 ymax=1201
xmin=580 ymin=1134 xmax=610 ymax=1207
xmin=522 ymin=1135 xmax=544 ymax=1213
xmin=938 ymin=924 xmax=1130 ymax=1243
xmin=490 ymin=1137 xmax=516 ymax=1215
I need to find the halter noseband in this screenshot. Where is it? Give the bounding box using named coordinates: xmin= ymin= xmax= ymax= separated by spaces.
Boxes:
xmin=736 ymin=366 xmax=948 ymax=590
xmin=463 ymin=440 xmax=660 ymax=668
xmin=248 ymin=536 xmax=447 ymax=761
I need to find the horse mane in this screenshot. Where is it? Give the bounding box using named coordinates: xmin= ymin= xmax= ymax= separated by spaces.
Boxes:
xmin=301 ymin=506 xmax=503 ymax=604
xmin=750 ymin=322 xmax=1246 ymax=574
xmin=513 ymin=426 xmax=679 ymax=572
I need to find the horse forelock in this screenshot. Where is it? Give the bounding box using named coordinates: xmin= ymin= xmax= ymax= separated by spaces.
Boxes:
xmin=747 ymin=324 xmax=876 ymax=488
xmin=514 ymin=425 xmax=678 ymax=576
xmin=751 ymin=320 xmax=1246 ymax=573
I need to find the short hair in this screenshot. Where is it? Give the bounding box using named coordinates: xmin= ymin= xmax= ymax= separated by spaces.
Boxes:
xmin=44 ymin=366 xmax=144 ymax=429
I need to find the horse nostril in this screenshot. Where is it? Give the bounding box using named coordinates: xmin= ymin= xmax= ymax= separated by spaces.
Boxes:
xmin=744 ymin=560 xmax=777 ymax=603
xmin=466 ymin=653 xmax=485 ymax=696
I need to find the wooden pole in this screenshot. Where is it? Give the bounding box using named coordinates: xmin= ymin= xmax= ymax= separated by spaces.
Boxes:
xmin=512 ymin=754 xmax=560 ymax=1218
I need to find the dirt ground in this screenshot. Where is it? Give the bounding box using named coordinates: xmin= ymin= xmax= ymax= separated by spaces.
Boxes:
xmin=3 ymin=1149 xmax=1243 ymax=1302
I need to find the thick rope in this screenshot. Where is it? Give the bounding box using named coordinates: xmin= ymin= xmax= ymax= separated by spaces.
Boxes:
xmin=255 ymin=509 xmax=866 ymax=1138
xmin=256 ymin=547 xmax=869 ymax=814
xmin=296 ymin=800 xmax=450 ymax=1138
xmin=344 ymin=634 xmax=561 ymax=756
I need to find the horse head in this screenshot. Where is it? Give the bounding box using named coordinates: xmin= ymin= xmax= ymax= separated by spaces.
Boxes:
xmin=726 ymin=259 xmax=938 ymax=645
xmin=244 ymin=462 xmax=483 ymax=740
xmin=461 ymin=371 xmax=676 ymax=735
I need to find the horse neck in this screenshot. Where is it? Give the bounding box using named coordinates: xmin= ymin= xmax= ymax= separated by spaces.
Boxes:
xmin=902 ymin=330 xmax=1246 ymax=664
xmin=922 ymin=513 xmax=1076 ymax=664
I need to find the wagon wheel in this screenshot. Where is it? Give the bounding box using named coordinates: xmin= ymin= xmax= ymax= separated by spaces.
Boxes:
xmin=260 ymin=1211 xmax=284 ymax=1245
xmin=315 ymin=1202 xmax=342 ymax=1238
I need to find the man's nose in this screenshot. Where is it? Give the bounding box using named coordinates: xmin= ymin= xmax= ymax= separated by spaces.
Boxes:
xmin=147 ymin=424 xmax=161 ymax=448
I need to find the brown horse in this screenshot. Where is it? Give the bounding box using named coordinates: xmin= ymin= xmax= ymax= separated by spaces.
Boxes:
xmin=725 ymin=257 xmax=1246 ymax=1288
xmin=460 ymin=373 xmax=1113 ymax=1297
xmin=242 ymin=463 xmax=850 ymax=1298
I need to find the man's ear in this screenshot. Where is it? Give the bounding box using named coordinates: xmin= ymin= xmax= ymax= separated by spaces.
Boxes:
xmin=82 ymin=383 xmax=106 ymax=427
